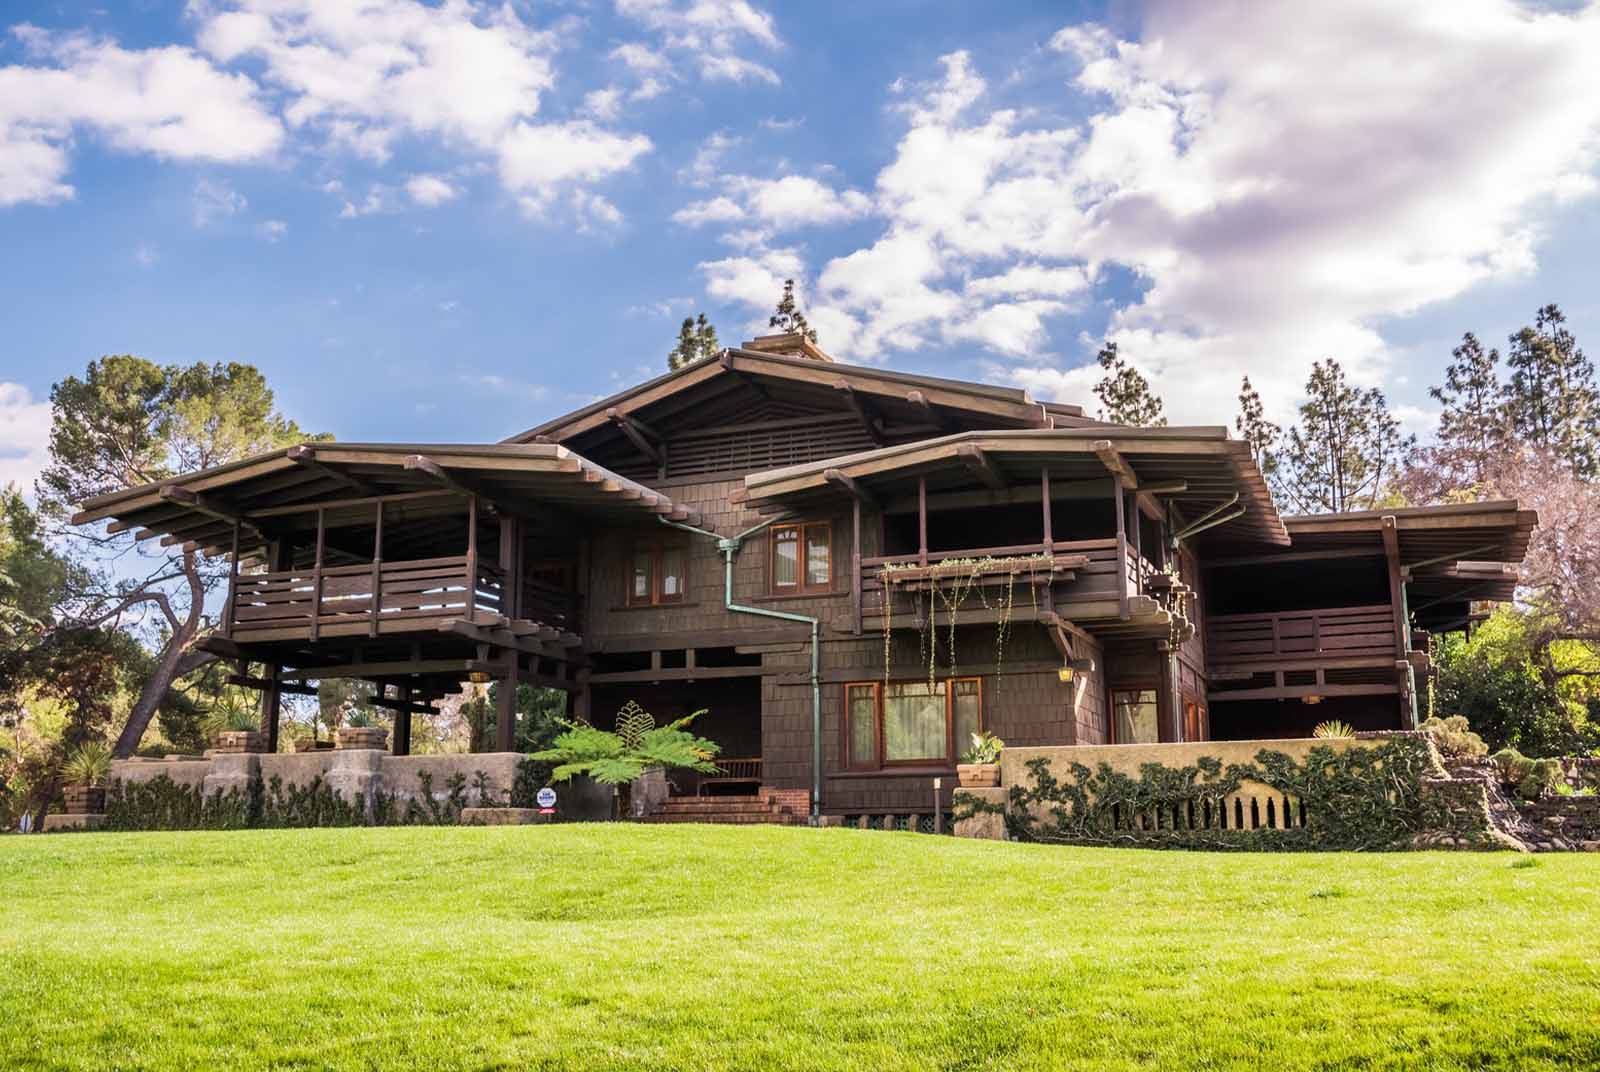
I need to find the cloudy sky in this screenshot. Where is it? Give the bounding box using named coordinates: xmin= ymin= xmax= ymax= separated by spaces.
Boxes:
xmin=4 ymin=0 xmax=1600 ymax=494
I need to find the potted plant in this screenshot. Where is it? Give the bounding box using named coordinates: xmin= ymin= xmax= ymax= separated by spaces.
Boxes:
xmin=958 ymin=731 xmax=1004 ymax=787
xmin=61 ymin=741 xmax=113 ymax=815
xmin=530 ymin=701 xmax=720 ymax=819
xmin=204 ymin=698 xmax=265 ymax=753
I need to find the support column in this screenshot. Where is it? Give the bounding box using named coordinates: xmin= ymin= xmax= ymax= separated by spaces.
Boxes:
xmin=393 ymin=684 xmax=413 ymax=756
xmin=496 ymin=653 xmax=519 ymax=752
xmin=1114 ymin=474 xmax=1130 ymax=620
xmin=260 ymin=663 xmax=282 ymax=754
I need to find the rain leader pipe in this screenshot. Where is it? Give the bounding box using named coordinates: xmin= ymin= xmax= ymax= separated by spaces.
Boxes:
xmin=658 ymin=515 xmax=822 ymax=825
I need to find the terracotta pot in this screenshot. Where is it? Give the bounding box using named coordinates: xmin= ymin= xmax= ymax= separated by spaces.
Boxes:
xmin=336 ymin=727 xmax=389 ymax=751
xmin=957 ymin=763 xmax=1001 ymax=788
xmin=63 ymin=784 xmax=105 ymax=815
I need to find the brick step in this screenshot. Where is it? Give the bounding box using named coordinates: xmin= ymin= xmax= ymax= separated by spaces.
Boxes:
xmin=656 ymin=800 xmax=779 ymax=813
xmin=639 ymin=812 xmax=805 ymax=825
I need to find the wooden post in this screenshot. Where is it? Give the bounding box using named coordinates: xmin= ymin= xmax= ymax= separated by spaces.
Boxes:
xmin=499 ymin=515 xmax=515 ymax=620
xmin=1040 ymin=468 xmax=1055 ymax=615
xmin=261 ymin=664 xmax=282 ymax=754
xmin=393 ymin=684 xmax=413 ymax=756
xmin=1381 ymin=515 xmax=1415 ymax=728
xmin=917 ymin=476 xmax=928 ymax=567
xmin=370 ymin=500 xmax=384 ymax=638
xmin=464 ymin=495 xmax=478 ymax=625
xmin=933 ymin=776 xmax=943 ymax=835
xmin=310 ymin=507 xmax=326 ymax=641
xmin=851 ymin=496 xmax=863 ymax=636
xmin=1129 ymin=493 xmax=1142 ymax=595
xmin=224 ymin=521 xmax=240 ymax=640
xmin=1114 ymin=475 xmax=1129 ymax=619
xmin=496 ymin=652 xmax=518 ymax=752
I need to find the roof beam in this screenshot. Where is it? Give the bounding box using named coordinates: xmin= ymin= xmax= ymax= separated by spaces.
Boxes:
xmin=823 ymin=468 xmax=879 ymax=510
xmin=1091 ymin=439 xmax=1139 ymax=490
xmin=157 ymin=486 xmax=264 ymax=538
xmin=719 ymin=349 xmax=771 ymax=402
xmin=956 ymin=444 xmax=1006 ymax=490
xmin=403 ymin=454 xmax=486 ymax=501
xmin=835 ymin=383 xmax=886 ymax=446
xmin=905 ymin=390 xmax=949 ymax=432
xmin=606 ymin=407 xmax=664 ymax=466
xmin=287 ymin=445 xmax=381 ymax=497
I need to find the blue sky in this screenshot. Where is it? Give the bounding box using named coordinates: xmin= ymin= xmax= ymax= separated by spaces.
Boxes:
xmin=3 ymin=0 xmax=1600 ymax=494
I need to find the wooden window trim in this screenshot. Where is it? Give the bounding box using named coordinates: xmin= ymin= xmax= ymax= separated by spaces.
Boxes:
xmin=840 ymin=675 xmax=982 ymax=771
xmin=626 ymin=539 xmax=687 ymax=607
xmin=770 ymin=521 xmax=834 ymax=595
xmin=1108 ymin=685 xmax=1159 ymax=745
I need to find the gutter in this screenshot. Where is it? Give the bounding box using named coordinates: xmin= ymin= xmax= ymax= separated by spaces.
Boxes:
xmin=659 ymin=515 xmax=823 ymax=826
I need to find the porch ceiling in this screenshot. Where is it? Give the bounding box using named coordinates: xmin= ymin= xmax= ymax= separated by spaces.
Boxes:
xmin=71 ymin=442 xmax=697 ymax=559
xmin=738 ymin=427 xmax=1286 ymax=546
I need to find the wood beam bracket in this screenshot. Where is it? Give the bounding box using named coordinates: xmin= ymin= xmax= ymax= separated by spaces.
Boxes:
xmin=605 ymin=407 xmax=665 ymax=466
xmin=287 ymin=445 xmax=382 ymax=497
xmin=956 ymin=444 xmax=1006 ymax=490
xmin=823 ymin=468 xmax=879 ymax=510
xmin=1090 ymin=439 xmax=1139 ymax=490
xmin=835 ymin=382 xmax=886 ymax=446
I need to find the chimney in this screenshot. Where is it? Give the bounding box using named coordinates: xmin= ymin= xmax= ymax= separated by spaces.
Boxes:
xmin=741 ymin=332 xmax=836 ymax=363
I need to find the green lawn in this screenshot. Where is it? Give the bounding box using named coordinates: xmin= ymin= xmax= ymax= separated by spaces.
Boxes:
xmin=3 ymin=827 xmax=1598 ymax=1071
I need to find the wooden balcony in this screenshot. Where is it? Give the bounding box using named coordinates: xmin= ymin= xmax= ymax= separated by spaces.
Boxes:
xmin=1206 ymin=604 xmax=1398 ymax=670
xmin=228 ymin=554 xmax=514 ymax=642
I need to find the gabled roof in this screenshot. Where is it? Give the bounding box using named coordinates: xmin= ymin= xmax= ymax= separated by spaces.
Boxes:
xmin=504 ymin=347 xmax=1095 ymax=447
xmin=738 ymin=425 xmax=1287 ymax=546
xmin=72 ymin=442 xmax=703 ymax=559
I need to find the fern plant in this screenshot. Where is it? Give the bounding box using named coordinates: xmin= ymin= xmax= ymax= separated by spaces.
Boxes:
xmin=530 ymin=701 xmax=720 ymax=816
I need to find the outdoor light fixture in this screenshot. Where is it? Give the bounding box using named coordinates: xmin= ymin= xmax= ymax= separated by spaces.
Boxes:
xmin=1057 ymin=657 xmax=1096 ymax=683
xmin=1057 ymin=666 xmax=1075 ymax=683
xmin=468 ymin=671 xmax=492 ymax=684
xmin=1303 ymin=694 xmax=1323 ymax=705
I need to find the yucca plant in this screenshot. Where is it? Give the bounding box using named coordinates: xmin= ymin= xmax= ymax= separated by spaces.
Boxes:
xmin=1312 ymin=719 xmax=1356 ymax=739
xmin=62 ymin=741 xmax=113 ymax=788
xmin=201 ymin=698 xmax=260 ymax=743
xmin=530 ymin=701 xmax=720 ymax=817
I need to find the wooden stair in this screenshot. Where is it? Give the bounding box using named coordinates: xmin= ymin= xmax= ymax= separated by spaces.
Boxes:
xmin=638 ymin=788 xmax=809 ymax=825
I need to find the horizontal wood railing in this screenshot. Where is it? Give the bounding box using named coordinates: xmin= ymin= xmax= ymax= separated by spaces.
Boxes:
xmin=703 ymin=757 xmax=762 ymax=784
xmin=1206 ymin=604 xmax=1397 ymax=665
xmin=230 ymin=555 xmax=508 ymax=636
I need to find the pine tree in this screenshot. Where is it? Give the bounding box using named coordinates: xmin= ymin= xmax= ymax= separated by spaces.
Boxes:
xmin=768 ymin=279 xmax=819 ymax=343
xmin=1275 ymin=358 xmax=1415 ymax=514
xmin=1429 ymin=332 xmax=1509 ymax=489
xmin=1234 ymin=375 xmax=1279 ymax=477
xmin=1503 ymin=304 xmax=1598 ymax=478
xmin=1092 ymin=342 xmax=1166 ymax=426
xmin=667 ymin=313 xmax=720 ymax=371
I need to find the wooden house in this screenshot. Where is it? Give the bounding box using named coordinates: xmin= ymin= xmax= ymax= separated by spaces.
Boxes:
xmin=72 ymin=334 xmax=1536 ymax=825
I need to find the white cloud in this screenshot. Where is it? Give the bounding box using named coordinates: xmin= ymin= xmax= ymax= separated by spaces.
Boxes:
xmin=405 ymin=173 xmax=459 ymax=206
xmin=338 ymin=183 xmax=399 ymax=217
xmin=681 ymin=131 xmax=739 ymax=186
xmin=690 ymin=3 xmax=1600 ymax=420
xmin=699 ymin=246 xmax=805 ymax=309
xmin=735 ymin=175 xmax=872 ymax=229
xmin=0 ymin=25 xmax=283 ymax=207
xmin=582 ymin=87 xmax=624 ymax=122
xmin=257 ymin=219 xmax=288 ymax=241
xmin=133 ymin=242 xmax=159 ymax=267
xmin=192 ymin=177 xmax=247 ymax=227
xmin=497 ymin=121 xmax=652 ymax=213
xmin=614 ymin=0 xmax=782 ymax=90
xmin=0 ymin=382 xmax=52 ymax=497
xmin=673 ymin=196 xmax=745 ymax=226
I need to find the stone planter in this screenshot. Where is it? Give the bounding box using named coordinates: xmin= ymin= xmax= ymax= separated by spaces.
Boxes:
xmin=957 ymin=763 xmax=1001 ymax=788
xmin=214 ymin=730 xmax=267 ymax=754
xmin=63 ymin=784 xmax=105 ymax=815
xmin=336 ymin=727 xmax=389 ymax=751
xmin=294 ymin=738 xmax=335 ymax=753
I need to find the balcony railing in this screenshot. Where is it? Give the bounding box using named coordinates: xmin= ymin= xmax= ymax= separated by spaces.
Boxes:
xmin=1206 ymin=604 xmax=1397 ymax=666
xmin=228 ymin=555 xmax=508 ymax=639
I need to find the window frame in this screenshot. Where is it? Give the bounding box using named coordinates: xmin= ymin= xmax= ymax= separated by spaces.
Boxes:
xmin=769 ymin=520 xmax=834 ymax=595
xmin=1109 ymin=686 xmax=1160 ymax=745
xmin=625 ymin=539 xmax=687 ymax=607
xmin=840 ymin=675 xmax=983 ymax=770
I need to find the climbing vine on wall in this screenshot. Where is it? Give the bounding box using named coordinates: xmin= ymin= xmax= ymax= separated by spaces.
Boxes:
xmin=963 ymin=736 xmax=1443 ymax=851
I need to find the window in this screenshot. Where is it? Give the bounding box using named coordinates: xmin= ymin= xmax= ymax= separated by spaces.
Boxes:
xmin=771 ymin=522 xmax=832 ymax=594
xmin=1112 ymin=688 xmax=1159 ymax=744
xmin=841 ymin=677 xmax=982 ymax=769
xmin=626 ymin=541 xmax=686 ymax=606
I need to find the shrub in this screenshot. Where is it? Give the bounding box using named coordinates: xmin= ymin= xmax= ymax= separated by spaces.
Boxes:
xmin=62 ymin=741 xmax=113 ymax=787
xmin=1490 ymin=748 xmax=1563 ymax=801
xmin=1419 ymin=715 xmax=1489 ymax=758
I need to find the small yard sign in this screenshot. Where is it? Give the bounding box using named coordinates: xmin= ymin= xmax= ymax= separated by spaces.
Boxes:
xmin=535 ymin=787 xmax=557 ymax=812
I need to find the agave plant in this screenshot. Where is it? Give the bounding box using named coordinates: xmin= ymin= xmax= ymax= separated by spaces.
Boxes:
xmin=62 ymin=741 xmax=113 ymax=787
xmin=530 ymin=701 xmax=720 ymax=816
xmin=201 ymin=697 xmax=260 ymax=743
xmin=1312 ymin=719 xmax=1356 ymax=740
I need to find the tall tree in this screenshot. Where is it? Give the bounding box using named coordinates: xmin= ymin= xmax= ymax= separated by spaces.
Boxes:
xmin=1504 ymin=303 xmax=1598 ymax=478
xmin=35 ymin=356 xmax=318 ymax=757
xmin=768 ymin=279 xmax=819 ymax=343
xmin=1093 ymin=341 xmax=1166 ymax=426
xmin=667 ymin=313 xmax=720 ymax=371
xmin=1234 ymin=376 xmax=1279 ymax=477
xmin=1275 ymin=358 xmax=1414 ymax=514
xmin=1421 ymin=331 xmax=1511 ymax=492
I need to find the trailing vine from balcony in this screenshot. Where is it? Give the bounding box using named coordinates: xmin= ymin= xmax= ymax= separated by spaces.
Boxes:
xmin=877 ymin=553 xmax=1054 ymax=691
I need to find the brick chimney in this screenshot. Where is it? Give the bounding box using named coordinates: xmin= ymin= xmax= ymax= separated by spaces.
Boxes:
xmin=741 ymin=332 xmax=836 ymax=363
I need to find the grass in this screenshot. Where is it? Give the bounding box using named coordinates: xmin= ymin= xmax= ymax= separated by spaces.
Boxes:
xmin=4 ymin=826 xmax=1599 ymax=1071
